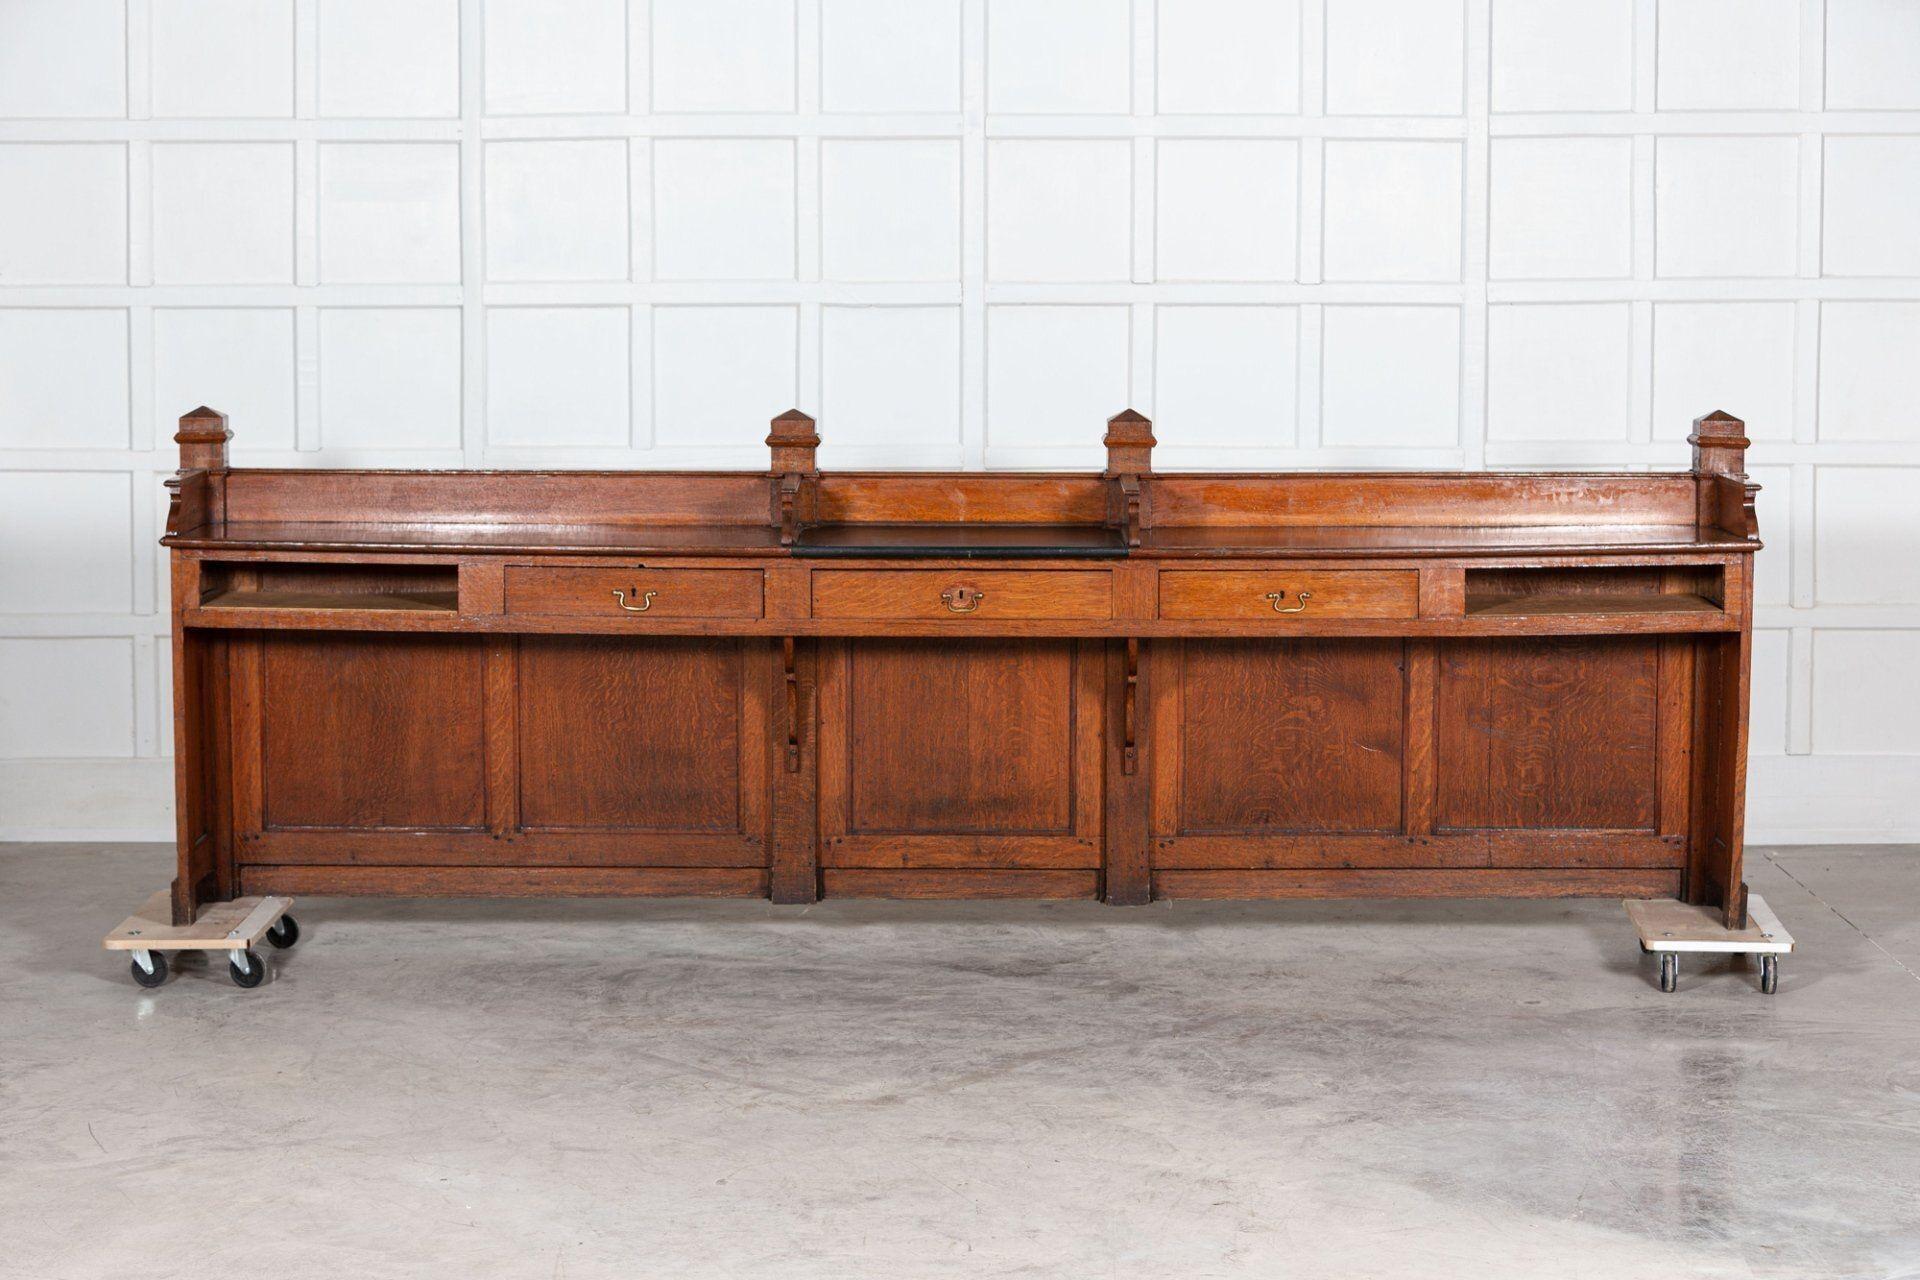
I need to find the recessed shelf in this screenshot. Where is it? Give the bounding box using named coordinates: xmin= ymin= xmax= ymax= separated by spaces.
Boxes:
xmin=197 ymin=560 xmax=460 ymax=613
xmin=200 ymin=588 xmax=459 ymax=613
xmin=1463 ymin=592 xmax=1721 ymax=618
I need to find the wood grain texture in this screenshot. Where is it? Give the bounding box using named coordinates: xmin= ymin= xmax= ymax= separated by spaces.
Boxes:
xmin=1176 ymin=639 xmax=1405 ymax=834
xmin=1104 ymin=639 xmax=1152 ymax=903
xmin=168 ymin=556 xmax=215 ymax=923
xmin=242 ymin=865 xmax=768 ymax=897
xmin=166 ymin=412 xmax=1757 ymax=916
xmin=1151 ymin=830 xmax=1681 ymax=870
xmin=770 ymin=637 xmax=819 ymax=902
xmin=504 ymin=566 xmax=763 ymax=618
xmin=811 ymin=569 xmax=1112 ymax=621
xmin=1146 ymin=474 xmax=1700 ymax=528
xmin=1154 ymin=868 xmax=1681 ymax=899
xmin=818 ymin=639 xmax=1103 ymax=869
xmin=1435 ymin=638 xmax=1660 ymax=832
xmin=822 ymin=869 xmax=1099 ymax=899
xmin=516 ymin=637 xmax=759 ymax=839
xmin=1159 ymin=570 xmax=1417 ymax=619
xmin=255 ymin=633 xmax=487 ymax=831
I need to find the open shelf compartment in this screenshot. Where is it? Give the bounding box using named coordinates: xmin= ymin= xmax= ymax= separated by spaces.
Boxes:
xmin=1462 ymin=565 xmax=1725 ymax=619
xmin=198 ymin=561 xmax=459 ymax=613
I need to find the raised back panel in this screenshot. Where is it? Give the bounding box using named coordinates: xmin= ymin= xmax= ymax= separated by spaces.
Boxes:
xmin=1146 ymin=474 xmax=1701 ymax=527
xmin=1435 ymin=637 xmax=1659 ymax=831
xmin=259 ymin=634 xmax=486 ymax=829
xmin=517 ymin=637 xmax=746 ymax=832
xmin=816 ymin=475 xmax=1110 ymax=526
xmin=1177 ymin=639 xmax=1405 ymax=833
xmin=222 ymin=470 xmax=769 ymax=526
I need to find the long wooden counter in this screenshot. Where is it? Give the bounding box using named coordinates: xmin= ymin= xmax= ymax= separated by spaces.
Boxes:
xmin=160 ymin=406 xmax=1761 ymax=927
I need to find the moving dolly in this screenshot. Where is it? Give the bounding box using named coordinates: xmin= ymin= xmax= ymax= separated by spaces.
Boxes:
xmin=104 ymin=891 xmax=298 ymax=989
xmin=1625 ymin=893 xmax=1793 ymax=994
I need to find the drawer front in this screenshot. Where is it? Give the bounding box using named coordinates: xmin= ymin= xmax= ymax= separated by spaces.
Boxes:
xmin=1158 ymin=570 xmax=1417 ymax=620
xmin=811 ymin=570 xmax=1112 ymax=620
xmin=504 ymin=567 xmax=763 ymax=618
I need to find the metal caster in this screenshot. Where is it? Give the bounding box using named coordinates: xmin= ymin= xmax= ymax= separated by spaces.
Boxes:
xmin=228 ymin=948 xmax=266 ymax=989
xmin=266 ymin=914 xmax=300 ymax=949
xmin=1658 ymin=952 xmax=1678 ymax=993
xmin=130 ymin=949 xmax=169 ymax=988
xmin=1760 ymin=953 xmax=1778 ymax=995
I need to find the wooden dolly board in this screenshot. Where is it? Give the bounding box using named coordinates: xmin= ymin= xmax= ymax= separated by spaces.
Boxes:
xmin=104 ymin=890 xmax=299 ymax=989
xmin=1626 ymin=893 xmax=1793 ymax=994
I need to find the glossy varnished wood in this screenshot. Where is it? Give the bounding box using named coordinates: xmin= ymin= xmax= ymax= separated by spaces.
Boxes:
xmin=162 ymin=405 xmax=1760 ymax=924
xmin=1434 ymin=637 xmax=1661 ymax=833
xmin=504 ymin=565 xmax=764 ymax=618
xmin=810 ymin=569 xmax=1113 ymax=621
xmin=816 ymin=639 xmax=1103 ymax=876
xmin=1158 ymin=569 xmax=1418 ymax=619
xmin=252 ymin=633 xmax=487 ymax=832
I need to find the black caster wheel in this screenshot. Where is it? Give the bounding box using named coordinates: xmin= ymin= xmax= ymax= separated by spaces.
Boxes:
xmin=229 ymin=949 xmax=266 ymax=988
xmin=1658 ymin=953 xmax=1678 ymax=993
xmin=130 ymin=951 xmax=170 ymax=988
xmin=1760 ymin=954 xmax=1778 ymax=995
xmin=266 ymin=914 xmax=300 ymax=949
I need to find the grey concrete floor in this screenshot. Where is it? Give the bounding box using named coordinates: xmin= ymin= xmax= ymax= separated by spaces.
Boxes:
xmin=3 ymin=845 xmax=1919 ymax=1280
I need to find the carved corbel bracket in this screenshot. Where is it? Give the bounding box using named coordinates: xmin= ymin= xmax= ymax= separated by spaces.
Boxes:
xmin=1104 ymin=408 xmax=1155 ymax=548
xmin=767 ymin=408 xmax=820 ymax=545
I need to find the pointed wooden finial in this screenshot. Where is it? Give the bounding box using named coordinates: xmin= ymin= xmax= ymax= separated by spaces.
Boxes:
xmin=766 ymin=408 xmax=820 ymax=475
xmin=767 ymin=410 xmax=820 ymax=545
xmin=175 ymin=406 xmax=231 ymax=470
xmin=1687 ymin=409 xmax=1749 ymax=477
xmin=1103 ymin=408 xmax=1155 ymax=477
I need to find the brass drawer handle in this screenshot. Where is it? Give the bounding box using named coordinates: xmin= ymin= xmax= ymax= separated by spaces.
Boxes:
xmin=1265 ymin=589 xmax=1311 ymax=614
xmin=940 ymin=585 xmax=986 ymax=614
xmin=612 ymin=588 xmax=658 ymax=613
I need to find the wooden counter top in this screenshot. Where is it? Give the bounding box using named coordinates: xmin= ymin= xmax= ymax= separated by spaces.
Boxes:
xmin=163 ymin=520 xmax=1756 ymax=560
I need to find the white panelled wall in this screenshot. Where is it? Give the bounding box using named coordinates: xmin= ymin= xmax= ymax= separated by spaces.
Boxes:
xmin=1 ymin=0 xmax=1918 ymax=840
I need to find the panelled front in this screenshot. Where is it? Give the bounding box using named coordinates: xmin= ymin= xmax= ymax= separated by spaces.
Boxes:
xmin=199 ymin=549 xmax=1721 ymax=905
xmin=1429 ymin=636 xmax=1688 ymax=871
xmin=252 ymin=633 xmax=487 ymax=832
xmin=1151 ymin=634 xmax=1690 ymax=878
xmin=816 ymin=638 xmax=1104 ymax=896
xmin=228 ymin=631 xmax=772 ymax=879
xmin=514 ymin=637 xmax=768 ymax=864
xmin=1151 ymin=639 xmax=1409 ymax=869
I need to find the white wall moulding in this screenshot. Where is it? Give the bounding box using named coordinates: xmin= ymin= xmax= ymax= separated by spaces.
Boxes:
xmin=0 ymin=1 xmax=1918 ymax=837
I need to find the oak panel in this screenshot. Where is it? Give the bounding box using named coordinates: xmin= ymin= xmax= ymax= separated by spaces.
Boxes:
xmin=1435 ymin=637 xmax=1660 ymax=832
xmin=849 ymin=639 xmax=1073 ymax=834
xmin=811 ymin=569 xmax=1112 ymax=620
xmin=1159 ymin=570 xmax=1418 ymax=620
xmin=516 ymin=636 xmax=763 ymax=839
xmin=257 ymin=633 xmax=486 ymax=830
xmin=1154 ymin=868 xmax=1682 ymax=900
xmin=823 ymin=869 xmax=1099 ymax=899
xmin=818 ymin=638 xmax=1103 ymax=869
xmin=504 ymin=566 xmax=763 ymax=618
xmin=243 ymin=865 xmax=768 ymax=898
xmin=1176 ymin=639 xmax=1405 ymax=834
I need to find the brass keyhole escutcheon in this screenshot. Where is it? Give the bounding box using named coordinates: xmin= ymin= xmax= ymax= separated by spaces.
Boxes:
xmin=613 ymin=588 xmax=658 ymax=613
xmin=941 ymin=585 xmax=986 ymax=614
xmin=1265 ymin=589 xmax=1311 ymax=614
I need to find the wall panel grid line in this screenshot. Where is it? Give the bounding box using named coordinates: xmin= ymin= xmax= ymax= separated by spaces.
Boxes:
xmin=2 ymin=0 xmax=1919 ymax=835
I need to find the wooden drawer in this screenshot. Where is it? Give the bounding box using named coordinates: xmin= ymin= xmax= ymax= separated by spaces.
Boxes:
xmin=503 ymin=566 xmax=763 ymax=618
xmin=1158 ymin=570 xmax=1417 ymax=620
xmin=811 ymin=570 xmax=1112 ymax=620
